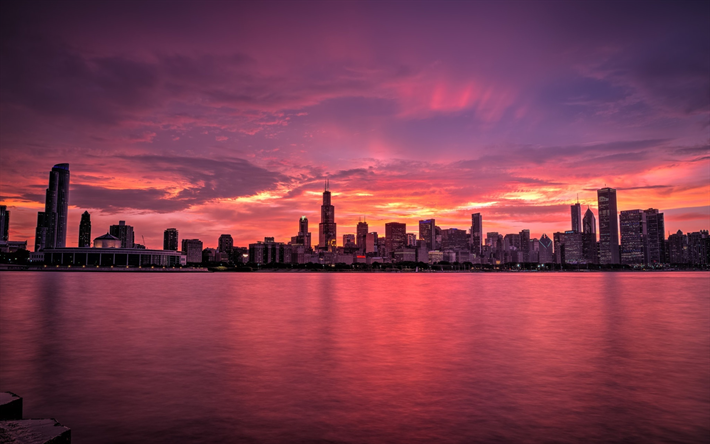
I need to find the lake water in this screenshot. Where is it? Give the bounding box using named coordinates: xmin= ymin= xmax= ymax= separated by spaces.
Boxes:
xmin=1 ymin=272 xmax=708 ymax=443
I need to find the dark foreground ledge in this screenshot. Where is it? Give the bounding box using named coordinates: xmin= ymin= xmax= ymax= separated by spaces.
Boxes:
xmin=0 ymin=392 xmax=70 ymax=444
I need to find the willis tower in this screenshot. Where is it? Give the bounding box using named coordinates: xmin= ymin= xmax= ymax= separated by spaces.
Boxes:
xmin=318 ymin=180 xmax=337 ymax=251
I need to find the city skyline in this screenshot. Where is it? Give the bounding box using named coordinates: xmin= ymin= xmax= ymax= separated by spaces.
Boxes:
xmin=1 ymin=1 xmax=708 ymax=249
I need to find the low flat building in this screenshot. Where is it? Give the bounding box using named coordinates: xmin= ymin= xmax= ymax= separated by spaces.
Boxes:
xmin=41 ymin=247 xmax=186 ymax=267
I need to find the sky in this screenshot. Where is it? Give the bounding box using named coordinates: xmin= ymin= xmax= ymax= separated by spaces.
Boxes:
xmin=1 ymin=0 xmax=708 ymax=249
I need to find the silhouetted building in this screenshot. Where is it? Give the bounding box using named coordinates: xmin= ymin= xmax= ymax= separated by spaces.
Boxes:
xmin=441 ymin=228 xmax=469 ymax=251
xmin=356 ymin=220 xmax=368 ymax=252
xmin=291 ymin=216 xmax=312 ymax=250
xmin=365 ymin=232 xmax=378 ymax=254
xmin=385 ymin=222 xmax=406 ymax=253
xmin=164 ymin=228 xmax=179 ymax=251
xmin=79 ymin=211 xmax=91 ymax=247
xmin=520 ymin=229 xmax=530 ymax=262
xmin=668 ymin=230 xmax=688 ymax=264
xmin=571 ymin=202 xmax=581 ymax=232
xmin=343 ymin=234 xmax=355 ymax=246
xmin=218 ymin=234 xmax=234 ymax=254
xmin=34 ymin=163 xmax=71 ymax=251
xmin=249 ymin=237 xmax=286 ymax=264
xmin=554 ymin=231 xmax=584 ymax=264
xmin=620 ymin=210 xmax=646 ymax=265
xmin=110 ymin=221 xmax=135 ymax=249
xmin=406 ymin=233 xmax=417 ymax=247
xmin=582 ymin=207 xmax=597 ymax=264
xmin=182 ymin=239 xmax=203 ymax=264
xmin=419 ymin=219 xmax=436 ymax=251
xmin=318 ymin=180 xmax=337 ymax=250
xmin=688 ymin=231 xmax=709 ymax=266
xmin=598 ymin=187 xmax=620 ymax=264
xmin=0 ymin=205 xmax=8 ymax=241
xmin=471 ymin=213 xmax=482 ymax=255
xmin=644 ymin=209 xmax=665 ymax=265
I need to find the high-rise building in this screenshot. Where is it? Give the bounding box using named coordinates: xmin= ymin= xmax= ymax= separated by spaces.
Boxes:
xmin=0 ymin=205 xmax=9 ymax=241
xmin=343 ymin=234 xmax=356 ymax=245
xmin=620 ymin=210 xmax=646 ymax=265
xmin=365 ymin=232 xmax=378 ymax=254
xmin=519 ymin=229 xmax=530 ymax=262
xmin=441 ymin=228 xmax=470 ymax=251
xmin=164 ymin=228 xmax=179 ymax=251
xmin=318 ymin=180 xmax=337 ymax=250
xmin=539 ymin=234 xmax=554 ymax=264
xmin=419 ymin=219 xmax=436 ymax=251
xmin=385 ymin=222 xmax=407 ymax=252
xmin=79 ymin=211 xmax=91 ymax=247
xmin=110 ymin=221 xmax=135 ymax=248
xmin=668 ymin=230 xmax=688 ymax=264
xmin=291 ymin=216 xmax=312 ymax=250
xmin=182 ymin=239 xmax=204 ymax=264
xmin=218 ymin=234 xmax=234 ymax=254
xmin=471 ymin=213 xmax=483 ymax=255
xmin=582 ymin=207 xmax=597 ymax=264
xmin=356 ymin=220 xmax=368 ymax=251
xmin=597 ymin=187 xmax=620 ymax=264
xmin=571 ymin=202 xmax=582 ymax=233
xmin=34 ymin=164 xmax=70 ymax=250
xmin=644 ymin=209 xmax=665 ymax=265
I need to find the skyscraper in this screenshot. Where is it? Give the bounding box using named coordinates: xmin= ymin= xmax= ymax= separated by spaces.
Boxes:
xmin=291 ymin=216 xmax=312 ymax=250
xmin=419 ymin=219 xmax=436 ymax=251
xmin=356 ymin=220 xmax=368 ymax=251
xmin=182 ymin=239 xmax=204 ymax=264
xmin=318 ymin=180 xmax=337 ymax=250
xmin=110 ymin=221 xmax=135 ymax=248
xmin=620 ymin=210 xmax=646 ymax=265
xmin=644 ymin=208 xmax=665 ymax=265
xmin=0 ymin=205 xmax=8 ymax=241
xmin=571 ymin=202 xmax=581 ymax=232
xmin=79 ymin=211 xmax=91 ymax=247
xmin=538 ymin=234 xmax=553 ymax=264
xmin=35 ymin=163 xmax=70 ymax=250
xmin=385 ymin=222 xmax=407 ymax=253
xmin=519 ymin=229 xmax=530 ymax=262
xmin=582 ymin=207 xmax=597 ymax=264
xmin=597 ymin=187 xmax=620 ymax=264
xmin=471 ymin=213 xmax=482 ymax=255
xmin=164 ymin=228 xmax=179 ymax=251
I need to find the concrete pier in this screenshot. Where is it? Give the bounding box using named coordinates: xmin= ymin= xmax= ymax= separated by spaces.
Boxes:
xmin=0 ymin=392 xmax=71 ymax=443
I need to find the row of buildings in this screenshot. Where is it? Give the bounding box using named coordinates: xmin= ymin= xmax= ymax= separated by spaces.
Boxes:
xmin=1 ymin=164 xmax=708 ymax=268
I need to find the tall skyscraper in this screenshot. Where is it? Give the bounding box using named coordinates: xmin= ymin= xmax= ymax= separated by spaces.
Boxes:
xmin=356 ymin=220 xmax=368 ymax=250
xmin=164 ymin=228 xmax=179 ymax=251
xmin=110 ymin=221 xmax=134 ymax=248
xmin=0 ymin=205 xmax=8 ymax=241
xmin=620 ymin=210 xmax=646 ymax=265
xmin=471 ymin=213 xmax=482 ymax=255
xmin=291 ymin=216 xmax=312 ymax=250
xmin=79 ymin=211 xmax=91 ymax=247
xmin=597 ymin=187 xmax=620 ymax=264
xmin=218 ymin=234 xmax=234 ymax=254
xmin=419 ymin=219 xmax=436 ymax=251
xmin=571 ymin=202 xmax=581 ymax=232
xmin=318 ymin=180 xmax=337 ymax=250
xmin=34 ymin=163 xmax=70 ymax=250
xmin=644 ymin=208 xmax=665 ymax=265
xmin=582 ymin=207 xmax=597 ymax=264
xmin=519 ymin=229 xmax=530 ymax=262
xmin=385 ymin=222 xmax=407 ymax=253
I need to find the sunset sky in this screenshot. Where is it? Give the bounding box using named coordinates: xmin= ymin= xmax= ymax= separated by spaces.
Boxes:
xmin=1 ymin=1 xmax=708 ymax=249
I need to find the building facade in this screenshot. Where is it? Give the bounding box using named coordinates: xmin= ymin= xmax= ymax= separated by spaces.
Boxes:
xmin=79 ymin=211 xmax=91 ymax=247
xmin=181 ymin=239 xmax=203 ymax=264
xmin=582 ymin=207 xmax=597 ymax=264
xmin=0 ymin=205 xmax=8 ymax=241
xmin=164 ymin=228 xmax=179 ymax=251
xmin=35 ymin=163 xmax=71 ymax=251
xmin=110 ymin=221 xmax=135 ymax=249
xmin=597 ymin=187 xmax=620 ymax=264
xmin=644 ymin=209 xmax=665 ymax=266
xmin=385 ymin=222 xmax=407 ymax=253
xmin=419 ymin=219 xmax=436 ymax=251
xmin=471 ymin=213 xmax=483 ymax=255
xmin=620 ymin=210 xmax=646 ymax=265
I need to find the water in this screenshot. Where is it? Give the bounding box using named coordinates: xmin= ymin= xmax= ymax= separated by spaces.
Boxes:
xmin=1 ymin=272 xmax=708 ymax=443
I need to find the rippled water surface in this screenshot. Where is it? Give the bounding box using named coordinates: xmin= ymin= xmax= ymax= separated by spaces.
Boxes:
xmin=1 ymin=272 xmax=709 ymax=443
